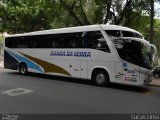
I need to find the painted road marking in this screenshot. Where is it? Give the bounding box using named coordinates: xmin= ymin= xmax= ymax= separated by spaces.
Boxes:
xmin=1 ymin=88 xmax=34 ymax=96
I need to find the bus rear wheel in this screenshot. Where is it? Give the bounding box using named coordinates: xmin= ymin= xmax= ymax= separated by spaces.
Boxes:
xmin=93 ymin=70 xmax=109 ymax=87
xmin=19 ymin=63 xmax=28 ymax=75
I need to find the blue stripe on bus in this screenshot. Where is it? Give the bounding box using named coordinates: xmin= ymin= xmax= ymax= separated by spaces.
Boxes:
xmin=5 ymin=50 xmax=43 ymax=73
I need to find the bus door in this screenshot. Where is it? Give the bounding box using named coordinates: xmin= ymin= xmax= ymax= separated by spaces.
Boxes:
xmin=122 ymin=63 xmax=140 ymax=85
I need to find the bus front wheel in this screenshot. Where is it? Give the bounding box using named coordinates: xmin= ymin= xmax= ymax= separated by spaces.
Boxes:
xmin=93 ymin=70 xmax=109 ymax=87
xmin=19 ymin=63 xmax=28 ymax=75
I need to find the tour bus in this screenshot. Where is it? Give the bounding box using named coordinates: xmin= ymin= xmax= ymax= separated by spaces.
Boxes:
xmin=4 ymin=25 xmax=157 ymax=86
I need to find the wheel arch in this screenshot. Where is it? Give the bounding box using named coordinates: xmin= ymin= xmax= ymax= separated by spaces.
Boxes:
xmin=91 ymin=66 xmax=111 ymax=82
xmin=19 ymin=62 xmax=28 ymax=68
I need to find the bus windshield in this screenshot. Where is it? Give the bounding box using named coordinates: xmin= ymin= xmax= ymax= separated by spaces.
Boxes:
xmin=111 ymin=38 xmax=154 ymax=70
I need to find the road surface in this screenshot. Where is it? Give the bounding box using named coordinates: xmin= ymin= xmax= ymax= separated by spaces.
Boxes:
xmin=0 ymin=68 xmax=160 ymax=114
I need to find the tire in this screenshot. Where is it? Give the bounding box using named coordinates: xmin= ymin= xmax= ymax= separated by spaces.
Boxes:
xmin=19 ymin=63 xmax=28 ymax=75
xmin=154 ymin=73 xmax=160 ymax=79
xmin=93 ymin=70 xmax=109 ymax=87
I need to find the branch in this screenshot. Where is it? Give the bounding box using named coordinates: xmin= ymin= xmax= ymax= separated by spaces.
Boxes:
xmin=79 ymin=0 xmax=90 ymax=25
xmin=110 ymin=8 xmax=117 ymax=24
xmin=104 ymin=0 xmax=112 ymax=24
xmin=59 ymin=0 xmax=84 ymax=25
xmin=115 ymin=0 xmax=132 ymax=25
xmin=10 ymin=0 xmax=17 ymax=9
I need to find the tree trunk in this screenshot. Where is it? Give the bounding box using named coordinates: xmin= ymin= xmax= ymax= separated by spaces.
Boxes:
xmin=150 ymin=0 xmax=154 ymax=43
xmin=59 ymin=0 xmax=84 ymax=26
xmin=115 ymin=0 xmax=132 ymax=25
xmin=79 ymin=0 xmax=90 ymax=25
xmin=104 ymin=0 xmax=112 ymax=24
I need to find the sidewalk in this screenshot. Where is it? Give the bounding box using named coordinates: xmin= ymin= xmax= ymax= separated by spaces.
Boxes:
xmin=0 ymin=61 xmax=4 ymax=68
xmin=149 ymin=79 xmax=160 ymax=87
xmin=0 ymin=56 xmax=4 ymax=68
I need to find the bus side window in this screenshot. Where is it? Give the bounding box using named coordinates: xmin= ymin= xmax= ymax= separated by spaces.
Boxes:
xmin=61 ymin=33 xmax=82 ymax=48
xmin=34 ymin=35 xmax=48 ymax=48
xmin=52 ymin=42 xmax=57 ymax=48
xmin=17 ymin=37 xmax=29 ymax=48
xmin=5 ymin=38 xmax=12 ymax=48
xmin=27 ymin=36 xmax=35 ymax=48
xmin=71 ymin=33 xmax=82 ymax=48
xmin=105 ymin=30 xmax=121 ymax=38
xmin=82 ymin=32 xmax=88 ymax=48
xmin=122 ymin=31 xmax=134 ymax=37
xmin=82 ymin=31 xmax=110 ymax=52
xmin=5 ymin=37 xmax=19 ymax=48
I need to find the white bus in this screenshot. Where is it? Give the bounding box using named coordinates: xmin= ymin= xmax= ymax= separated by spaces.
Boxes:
xmin=4 ymin=25 xmax=157 ymax=86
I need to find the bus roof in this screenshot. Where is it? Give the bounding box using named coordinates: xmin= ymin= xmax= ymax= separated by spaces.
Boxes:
xmin=7 ymin=24 xmax=142 ymax=38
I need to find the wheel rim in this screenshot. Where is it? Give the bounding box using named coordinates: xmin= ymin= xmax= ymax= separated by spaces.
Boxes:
xmin=96 ymin=73 xmax=105 ymax=84
xmin=21 ymin=65 xmax=27 ymax=74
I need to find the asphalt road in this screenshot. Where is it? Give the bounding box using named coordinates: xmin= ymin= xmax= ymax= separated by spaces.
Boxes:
xmin=0 ymin=68 xmax=160 ymax=114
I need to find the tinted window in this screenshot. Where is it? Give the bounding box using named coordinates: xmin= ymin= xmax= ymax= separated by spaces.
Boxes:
xmin=135 ymin=33 xmax=143 ymax=39
xmin=24 ymin=36 xmax=35 ymax=48
xmin=106 ymin=30 xmax=143 ymax=39
xmin=122 ymin=31 xmax=134 ymax=37
xmin=34 ymin=35 xmax=46 ymax=48
xmin=5 ymin=31 xmax=110 ymax=52
xmin=61 ymin=33 xmax=82 ymax=48
xmin=34 ymin=35 xmax=61 ymax=48
xmin=112 ymin=38 xmax=152 ymax=69
xmin=105 ymin=30 xmax=121 ymax=37
xmin=122 ymin=31 xmax=142 ymax=39
xmin=5 ymin=37 xmax=16 ymax=48
xmin=34 ymin=33 xmax=81 ymax=48
xmin=6 ymin=36 xmax=34 ymax=48
xmin=82 ymin=31 xmax=110 ymax=52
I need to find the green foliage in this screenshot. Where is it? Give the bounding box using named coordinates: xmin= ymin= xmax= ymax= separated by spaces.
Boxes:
xmin=0 ymin=0 xmax=157 ymax=32
xmin=0 ymin=34 xmax=4 ymax=43
xmin=0 ymin=34 xmax=4 ymax=54
xmin=0 ymin=0 xmax=57 ymax=33
xmin=0 ymin=0 xmax=160 ymax=57
xmin=153 ymin=19 xmax=160 ymax=56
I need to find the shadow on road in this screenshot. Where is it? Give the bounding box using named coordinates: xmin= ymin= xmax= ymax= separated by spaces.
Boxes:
xmin=10 ymin=72 xmax=150 ymax=93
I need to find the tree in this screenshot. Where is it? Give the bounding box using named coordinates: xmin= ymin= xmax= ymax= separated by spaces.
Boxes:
xmin=59 ymin=0 xmax=90 ymax=25
xmin=0 ymin=0 xmax=58 ymax=33
xmin=150 ymin=0 xmax=154 ymax=43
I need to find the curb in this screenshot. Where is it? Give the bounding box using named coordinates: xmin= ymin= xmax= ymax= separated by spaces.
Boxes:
xmin=148 ymin=80 xmax=160 ymax=87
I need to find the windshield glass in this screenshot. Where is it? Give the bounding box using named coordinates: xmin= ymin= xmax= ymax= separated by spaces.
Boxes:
xmin=105 ymin=30 xmax=143 ymax=39
xmin=111 ymin=38 xmax=153 ymax=70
